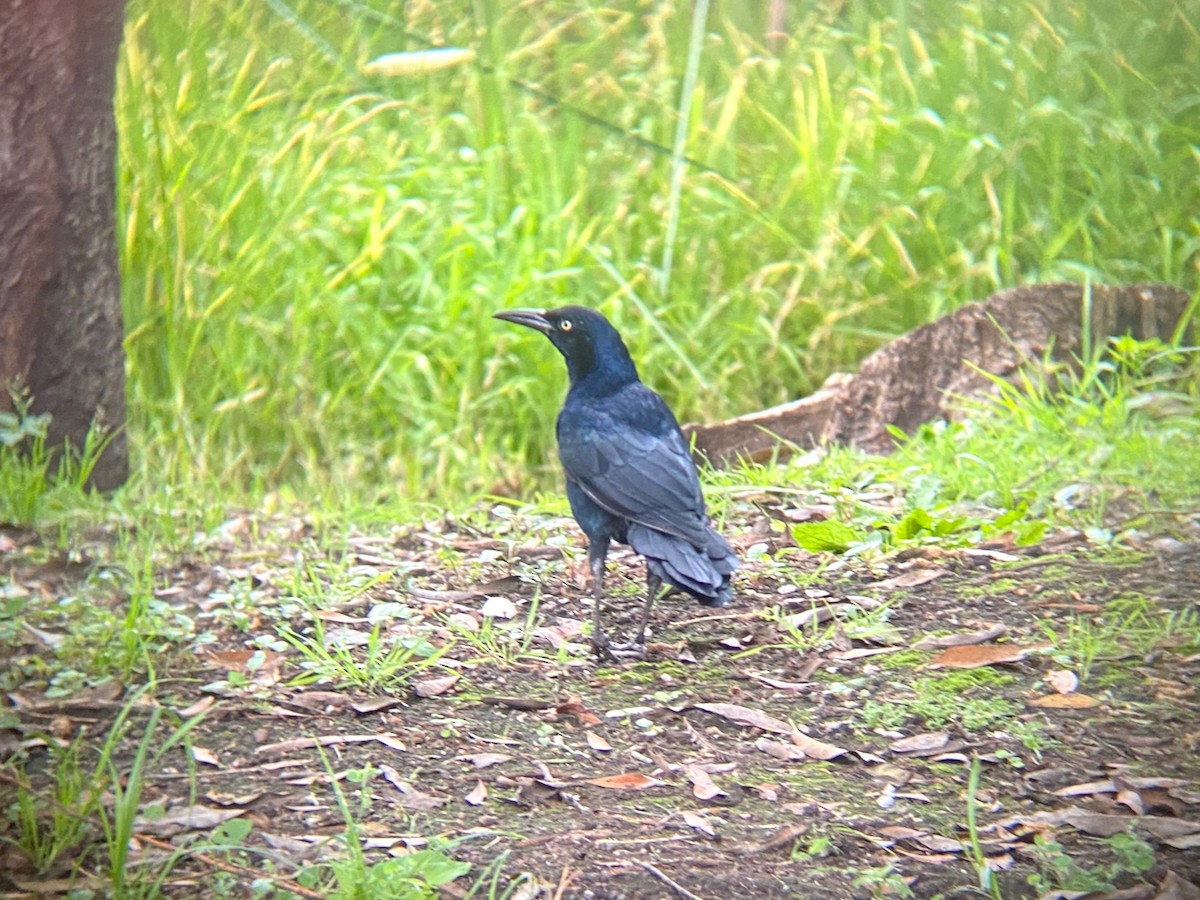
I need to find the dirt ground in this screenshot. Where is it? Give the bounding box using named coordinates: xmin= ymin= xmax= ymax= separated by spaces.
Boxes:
xmin=2 ymin=502 xmax=1199 ymax=898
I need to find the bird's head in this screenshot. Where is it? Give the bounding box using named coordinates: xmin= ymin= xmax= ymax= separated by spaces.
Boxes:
xmin=494 ymin=305 xmax=638 ymax=388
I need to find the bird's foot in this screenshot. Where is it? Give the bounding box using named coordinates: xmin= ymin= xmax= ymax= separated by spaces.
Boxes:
xmin=590 ymin=635 xmax=646 ymax=661
xmin=607 ymin=639 xmax=647 ymax=659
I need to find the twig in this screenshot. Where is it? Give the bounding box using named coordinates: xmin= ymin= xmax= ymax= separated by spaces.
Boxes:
xmin=552 ymin=864 xmax=576 ymax=900
xmin=638 ymin=861 xmax=707 ymax=900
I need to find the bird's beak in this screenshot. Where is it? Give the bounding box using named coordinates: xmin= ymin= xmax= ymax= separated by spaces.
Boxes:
xmin=493 ymin=308 xmax=553 ymax=334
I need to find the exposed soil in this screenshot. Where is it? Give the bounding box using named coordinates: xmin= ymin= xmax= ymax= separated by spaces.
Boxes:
xmin=2 ymin=502 xmax=1199 ymax=899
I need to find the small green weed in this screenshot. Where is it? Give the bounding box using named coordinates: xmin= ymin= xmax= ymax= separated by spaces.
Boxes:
xmin=1026 ymin=831 xmax=1155 ymax=894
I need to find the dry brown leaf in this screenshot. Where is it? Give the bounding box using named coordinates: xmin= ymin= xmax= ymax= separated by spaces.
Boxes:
xmin=928 ymin=644 xmax=1032 ymax=669
xmin=913 ymin=624 xmax=1007 ymax=650
xmin=1029 ymin=693 xmax=1101 ymax=709
xmin=191 ymin=746 xmax=220 ymax=767
xmin=879 ymin=825 xmax=927 ymax=840
xmin=312 ymin=610 xmax=368 ymax=624
xmin=290 ymin=691 xmax=351 ymax=711
xmin=176 ymin=695 xmax=216 ymax=718
xmin=753 ymin=783 xmax=780 ymax=801
xmin=351 ymin=696 xmax=402 ymax=713
xmin=755 ymin=737 xmax=807 ymax=762
xmin=134 ymin=805 xmax=244 ymax=836
xmin=830 ymin=647 xmax=904 ymax=661
xmin=256 ymin=733 xmax=406 ymax=756
xmin=871 ymin=568 xmax=950 ymax=591
xmin=1046 ymin=669 xmax=1079 ymax=694
xmin=692 ymin=702 xmax=793 ymax=735
xmin=556 ymin=695 xmax=601 ymax=726
xmin=585 ymin=731 xmax=613 ymax=752
xmin=916 ymin=835 xmax=963 ymax=854
xmin=413 ymin=674 xmax=460 ymax=698
xmin=464 ymin=781 xmax=488 ymax=806
xmin=890 ymin=732 xmax=949 ymax=754
xmin=1117 ymin=789 xmax=1146 ymax=816
xmin=1162 ymin=834 xmax=1200 ymax=851
xmin=682 ymin=810 xmax=716 ymax=837
xmin=1154 ymin=869 xmax=1200 ymax=897
xmin=747 ymin=674 xmax=816 ymax=692
xmin=456 ymin=752 xmax=512 ymax=769
xmin=789 ymin=730 xmax=847 ymax=760
xmin=685 ymin=764 xmax=727 ymax=800
xmin=1054 ymin=779 xmax=1117 ymax=797
xmin=585 ymin=773 xmax=664 ymax=791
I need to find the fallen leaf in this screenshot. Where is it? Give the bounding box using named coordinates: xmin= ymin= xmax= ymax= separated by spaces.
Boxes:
xmin=457 ymin=752 xmax=512 ymax=769
xmin=928 ymin=644 xmax=1032 ymax=669
xmin=789 ymin=730 xmax=847 ymax=760
xmin=916 ymin=835 xmax=964 ymax=854
xmin=755 ymin=737 xmax=807 ymax=761
xmin=256 ymin=733 xmax=406 ymax=756
xmin=351 ymin=696 xmax=402 ymax=714
xmin=1155 ymin=869 xmax=1200 ymax=896
xmin=890 ymin=732 xmax=949 ymax=754
xmin=205 ymin=790 xmax=264 ymax=806
xmin=1046 ymin=670 xmax=1079 ymax=694
xmin=514 ymin=777 xmax=562 ymax=807
xmin=685 ymin=764 xmax=727 ymax=800
xmin=556 ymin=695 xmax=601 ymax=726
xmin=379 ymin=767 xmax=448 ymax=810
xmin=290 ymin=691 xmax=351 ymax=711
xmin=482 ymin=696 xmax=556 ymax=711
xmin=586 ymin=732 xmax=613 ymax=752
xmin=191 ymin=746 xmax=220 ymax=767
xmin=464 ymin=781 xmax=488 ymax=806
xmin=871 ymin=568 xmax=950 ymax=591
xmin=584 ymin=773 xmax=664 ymax=791
xmin=692 ymin=702 xmax=793 ymax=735
xmin=1061 ymin=808 xmax=1200 ymax=840
xmin=879 ymin=825 xmax=927 ymax=841
xmin=313 ymin=610 xmax=368 ymax=624
xmin=753 ymin=783 xmax=780 ymax=801
xmin=913 ymin=624 xmax=1007 ymax=650
xmin=134 ymin=805 xmax=244 ymax=836
xmin=176 ymin=696 xmax=216 ymax=718
xmin=480 ymin=596 xmax=517 ymax=619
xmin=413 ymin=674 xmax=460 ymax=698
xmin=1117 ymin=789 xmax=1146 ymax=816
xmin=1029 ymin=693 xmax=1101 ymax=709
xmin=682 ymin=810 xmax=716 ymax=837
xmin=831 ymin=647 xmax=904 ymax=660
xmin=1054 ymin=780 xmax=1119 ymax=797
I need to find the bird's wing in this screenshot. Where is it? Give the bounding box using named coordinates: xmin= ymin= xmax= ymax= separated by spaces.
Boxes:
xmin=557 ymin=392 xmax=709 ymax=545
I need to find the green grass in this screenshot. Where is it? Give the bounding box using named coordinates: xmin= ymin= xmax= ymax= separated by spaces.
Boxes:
xmin=115 ymin=0 xmax=1200 ymax=502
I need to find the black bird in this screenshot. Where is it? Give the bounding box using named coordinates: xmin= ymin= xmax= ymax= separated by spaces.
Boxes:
xmin=494 ymin=305 xmax=738 ymax=658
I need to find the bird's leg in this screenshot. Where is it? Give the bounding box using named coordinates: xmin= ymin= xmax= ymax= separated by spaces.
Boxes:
xmin=588 ymin=546 xmax=615 ymax=661
xmin=632 ymin=571 xmax=662 ymax=648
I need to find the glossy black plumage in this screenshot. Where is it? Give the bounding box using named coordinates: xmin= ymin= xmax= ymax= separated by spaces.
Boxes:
xmin=494 ymin=305 xmax=738 ymax=657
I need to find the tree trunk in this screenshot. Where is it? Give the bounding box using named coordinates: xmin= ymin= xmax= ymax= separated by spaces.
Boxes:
xmin=0 ymin=0 xmax=128 ymax=491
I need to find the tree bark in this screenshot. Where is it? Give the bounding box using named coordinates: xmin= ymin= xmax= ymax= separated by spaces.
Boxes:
xmin=0 ymin=0 xmax=128 ymax=490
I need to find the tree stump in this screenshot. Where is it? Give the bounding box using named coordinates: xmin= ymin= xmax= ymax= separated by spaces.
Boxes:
xmin=686 ymin=283 xmax=1192 ymax=464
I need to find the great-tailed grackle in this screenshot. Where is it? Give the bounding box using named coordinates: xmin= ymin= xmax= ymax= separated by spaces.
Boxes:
xmin=494 ymin=306 xmax=738 ymax=659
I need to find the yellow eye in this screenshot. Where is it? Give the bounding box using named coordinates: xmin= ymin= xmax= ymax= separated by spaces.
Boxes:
xmin=559 ymin=319 xmax=573 ymax=332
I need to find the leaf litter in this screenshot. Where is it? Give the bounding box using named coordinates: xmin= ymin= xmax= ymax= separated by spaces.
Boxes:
xmin=2 ymin=506 xmax=1199 ymax=897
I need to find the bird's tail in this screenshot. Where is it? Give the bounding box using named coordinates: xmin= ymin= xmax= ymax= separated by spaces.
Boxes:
xmin=628 ymin=523 xmax=738 ymax=607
